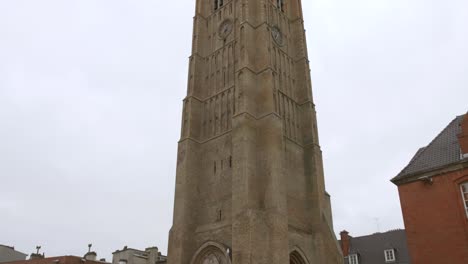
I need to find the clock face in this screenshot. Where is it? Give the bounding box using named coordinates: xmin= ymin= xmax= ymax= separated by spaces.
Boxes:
xmin=218 ymin=20 xmax=233 ymax=39
xmin=271 ymin=26 xmax=284 ymax=46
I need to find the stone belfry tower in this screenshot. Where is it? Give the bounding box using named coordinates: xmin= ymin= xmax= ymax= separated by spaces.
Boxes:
xmin=168 ymin=0 xmax=342 ymax=264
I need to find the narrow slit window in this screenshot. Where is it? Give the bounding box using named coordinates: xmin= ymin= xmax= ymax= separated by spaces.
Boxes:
xmin=214 ymin=0 xmax=224 ymax=10
xmin=277 ymin=0 xmax=284 ymax=12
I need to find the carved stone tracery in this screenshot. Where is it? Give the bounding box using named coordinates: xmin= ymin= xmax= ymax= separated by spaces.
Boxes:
xmin=190 ymin=242 xmax=230 ymax=264
xmin=202 ymin=254 xmax=220 ymax=264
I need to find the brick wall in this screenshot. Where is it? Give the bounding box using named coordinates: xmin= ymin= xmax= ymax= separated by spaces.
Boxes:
xmin=339 ymin=230 xmax=350 ymax=257
xmin=398 ymin=168 xmax=468 ymax=264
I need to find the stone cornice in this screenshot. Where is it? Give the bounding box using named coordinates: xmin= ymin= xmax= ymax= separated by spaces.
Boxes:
xmin=190 ymin=40 xmax=238 ymax=59
xmin=193 ymin=1 xmax=304 ymax=24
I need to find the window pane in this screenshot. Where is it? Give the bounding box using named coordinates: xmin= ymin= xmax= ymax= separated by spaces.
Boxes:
xmin=384 ymin=249 xmax=395 ymax=261
xmin=349 ymin=255 xmax=358 ymax=264
xmin=462 ymin=183 xmax=468 ymax=218
xmin=462 ymin=183 xmax=468 ymax=192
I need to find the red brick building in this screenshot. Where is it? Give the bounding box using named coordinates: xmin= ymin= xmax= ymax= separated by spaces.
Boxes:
xmin=392 ymin=113 xmax=468 ymax=264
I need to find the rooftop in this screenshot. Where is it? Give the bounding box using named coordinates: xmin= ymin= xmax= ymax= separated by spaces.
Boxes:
xmin=341 ymin=229 xmax=410 ymax=264
xmin=1 ymin=256 xmax=109 ymax=264
xmin=392 ymin=114 xmax=467 ymax=183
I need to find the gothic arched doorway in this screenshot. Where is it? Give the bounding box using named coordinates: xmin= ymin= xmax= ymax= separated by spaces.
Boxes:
xmin=290 ymin=250 xmax=307 ymax=264
xmin=190 ymin=242 xmax=231 ymax=264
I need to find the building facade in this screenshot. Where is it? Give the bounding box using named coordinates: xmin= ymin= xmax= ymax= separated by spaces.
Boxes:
xmin=0 ymin=245 xmax=27 ymax=263
xmin=167 ymin=0 xmax=342 ymax=264
xmin=112 ymin=247 xmax=166 ymax=264
xmin=339 ymin=230 xmax=411 ymax=264
xmin=392 ymin=113 xmax=468 ymax=264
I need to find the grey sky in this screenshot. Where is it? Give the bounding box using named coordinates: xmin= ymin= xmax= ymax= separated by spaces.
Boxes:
xmin=1 ymin=0 xmax=467 ymax=260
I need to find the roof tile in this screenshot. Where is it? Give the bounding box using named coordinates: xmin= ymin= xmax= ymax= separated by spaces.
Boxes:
xmin=392 ymin=115 xmax=465 ymax=182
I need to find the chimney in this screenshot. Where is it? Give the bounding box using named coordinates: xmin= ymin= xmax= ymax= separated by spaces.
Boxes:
xmin=30 ymin=253 xmax=45 ymax=260
xmin=84 ymin=252 xmax=97 ymax=261
xmin=84 ymin=244 xmax=97 ymax=261
xmin=145 ymin=247 xmax=159 ymax=264
xmin=459 ymin=113 xmax=468 ymax=158
xmin=340 ymin=230 xmax=350 ymax=257
xmin=30 ymin=246 xmax=44 ymax=260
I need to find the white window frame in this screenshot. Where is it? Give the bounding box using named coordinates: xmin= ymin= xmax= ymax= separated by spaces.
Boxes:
xmin=348 ymin=254 xmax=359 ymax=264
xmin=461 ymin=149 xmax=468 ymax=159
xmin=384 ymin=249 xmax=396 ymax=262
xmin=461 ymin=182 xmax=468 ymax=217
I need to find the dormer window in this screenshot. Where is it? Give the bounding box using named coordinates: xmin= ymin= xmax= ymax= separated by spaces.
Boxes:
xmin=277 ymin=0 xmax=284 ymax=12
xmin=461 ymin=182 xmax=468 ymax=217
xmin=348 ymin=254 xmax=359 ymax=264
xmin=384 ymin=249 xmax=396 ymax=262
xmin=214 ymin=0 xmax=224 ymax=10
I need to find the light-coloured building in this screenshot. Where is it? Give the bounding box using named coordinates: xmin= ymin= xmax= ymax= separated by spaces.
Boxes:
xmin=0 ymin=245 xmax=27 ymax=263
xmin=167 ymin=0 xmax=342 ymax=264
xmin=112 ymin=247 xmax=166 ymax=264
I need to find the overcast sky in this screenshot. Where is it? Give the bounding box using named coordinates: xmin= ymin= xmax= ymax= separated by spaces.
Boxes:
xmin=1 ymin=0 xmax=467 ymax=260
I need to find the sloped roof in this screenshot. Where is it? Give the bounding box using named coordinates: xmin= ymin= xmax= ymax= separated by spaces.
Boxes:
xmin=346 ymin=230 xmax=411 ymax=264
xmin=0 ymin=245 xmax=27 ymax=263
xmin=392 ymin=115 xmax=465 ymax=183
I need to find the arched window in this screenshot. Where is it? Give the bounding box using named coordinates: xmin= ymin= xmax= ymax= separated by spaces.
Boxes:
xmin=461 ymin=182 xmax=468 ymax=217
xmin=290 ymin=251 xmax=307 ymax=264
xmin=277 ymin=0 xmax=284 ymax=12
xmin=190 ymin=242 xmax=230 ymax=264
